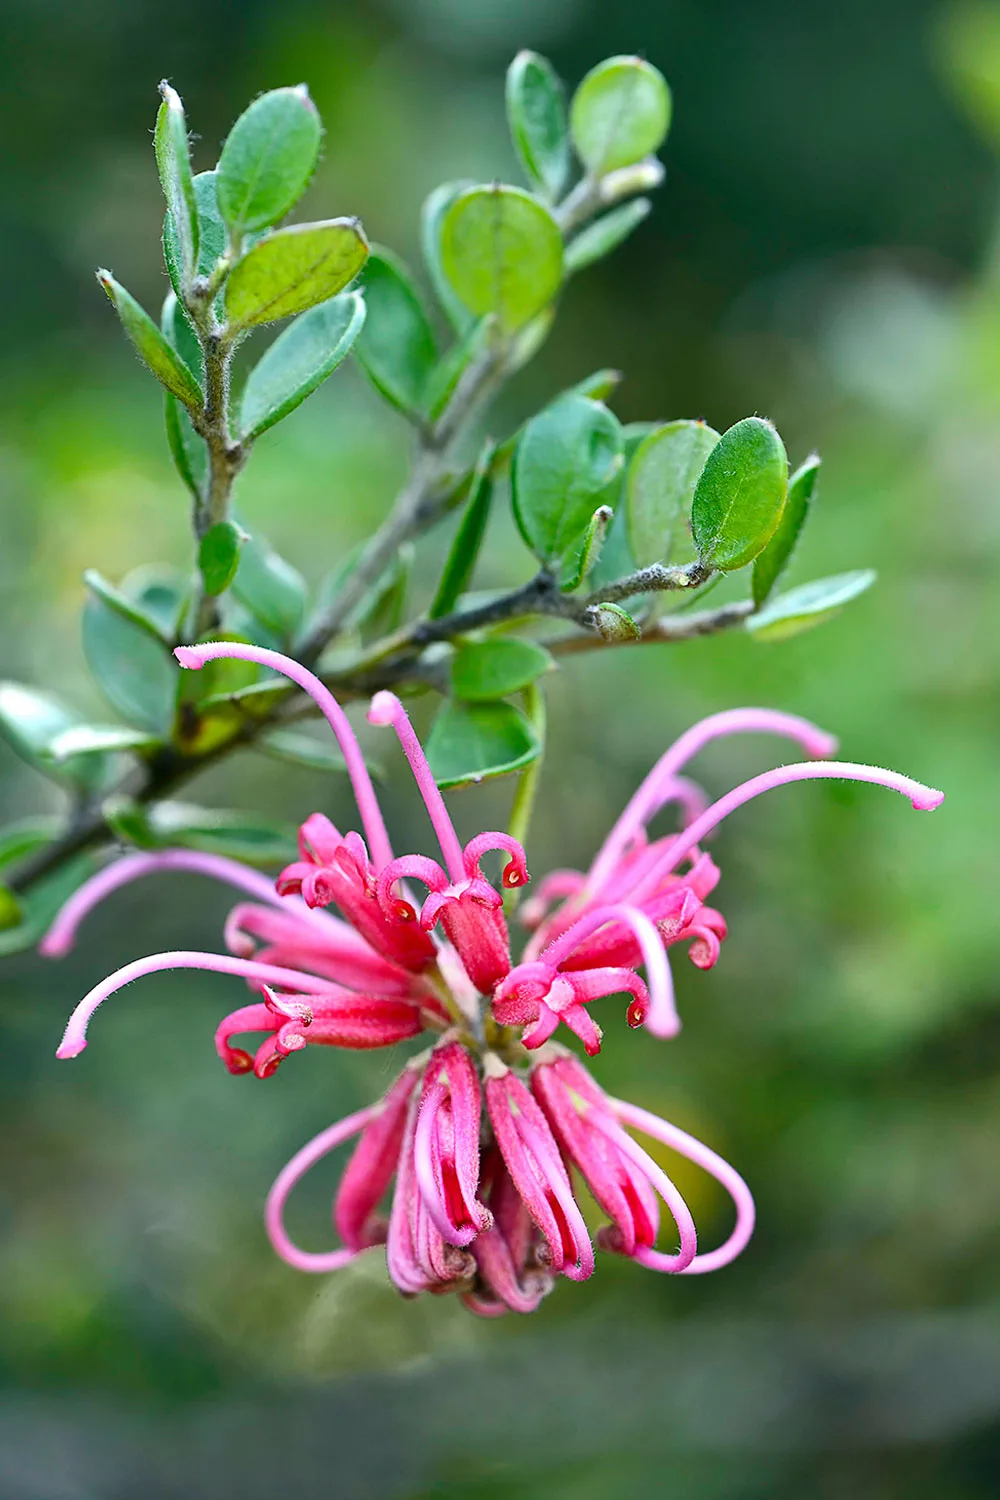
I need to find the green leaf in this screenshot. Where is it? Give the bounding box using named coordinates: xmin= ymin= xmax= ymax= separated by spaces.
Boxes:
xmin=560 ymin=503 xmax=614 ymax=591
xmin=47 ymin=725 xmax=158 ymax=760
xmin=216 ymin=85 xmax=323 ymax=238
xmin=0 ymin=885 xmax=21 ymax=932
xmin=121 ymin=564 xmax=188 ymax=639
xmin=564 ymin=198 xmax=651 ymax=275
xmin=506 ymin=51 xmax=571 ymax=201
xmin=239 ymin=290 xmax=364 ymax=439
xmin=428 ymin=444 xmax=495 ymax=619
xmin=84 ymin=569 xmax=171 ymax=642
xmin=451 ymin=640 xmax=554 ymax=702
xmin=570 ymin=368 xmax=622 ymax=402
xmin=154 ymin=82 xmax=199 ymax=284
xmin=257 ymin=727 xmax=355 ymax=776
xmin=426 ymin=699 xmax=541 ymax=788
xmin=199 ymin=520 xmax=246 ymax=596
xmin=589 ymin=601 xmax=641 ymax=642
xmin=82 ymin=595 xmax=179 ymax=733
xmin=0 ymin=685 xmax=116 ymax=792
xmin=570 ymin=56 xmax=672 ymax=177
xmin=165 ymin=397 xmax=208 ymax=499
xmin=421 ymin=180 xmax=477 ymax=333
xmin=231 ymin=534 xmax=307 ymax=639
xmin=748 ymin=570 xmax=876 ymax=642
xmin=691 ymin=416 xmax=788 ymax=572
xmin=512 ymin=394 xmax=623 ymax=574
xmin=106 ymin=799 xmax=298 ymax=866
xmin=0 ymin=853 xmax=99 ymax=959
xmin=355 ymin=249 xmax=438 ymax=417
xmin=160 ymin=291 xmax=203 ymax=381
xmin=440 ymin=184 xmax=563 ymax=334
xmin=752 ymin=454 xmax=821 ymax=607
xmin=97 ymin=271 xmax=203 ymax=409
xmin=627 ymin=419 xmax=721 ymax=568
xmin=164 ymin=170 xmax=227 ymax=297
xmin=0 ymin=818 xmax=60 ymax=871
xmin=357 ymin=545 xmax=412 ymax=645
xmin=422 ymin=317 xmax=491 ymax=423
xmin=0 ymin=683 xmax=77 ymax=768
xmin=224 ymin=220 xmax=369 ymax=332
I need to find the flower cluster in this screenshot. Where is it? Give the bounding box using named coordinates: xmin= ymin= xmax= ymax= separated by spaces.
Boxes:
xmin=47 ymin=643 xmax=942 ymax=1315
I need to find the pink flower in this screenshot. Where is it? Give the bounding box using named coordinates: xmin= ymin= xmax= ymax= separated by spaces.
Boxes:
xmin=44 ymin=646 xmax=943 ymax=1312
xmin=48 ymin=644 xmax=518 ymax=1064
xmin=502 ymin=707 xmax=943 ymax=1049
xmin=262 ymin=1042 xmax=755 ymax=1313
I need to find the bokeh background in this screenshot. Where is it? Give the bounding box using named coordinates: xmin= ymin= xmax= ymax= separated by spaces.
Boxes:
xmin=2 ymin=0 xmax=1000 ymax=1495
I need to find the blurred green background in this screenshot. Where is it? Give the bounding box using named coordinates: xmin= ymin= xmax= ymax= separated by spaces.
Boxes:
xmin=2 ymin=0 xmax=1000 ymax=1496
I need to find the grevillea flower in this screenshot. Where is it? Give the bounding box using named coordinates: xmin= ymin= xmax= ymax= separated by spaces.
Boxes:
xmin=46 ymin=642 xmax=942 ymax=1312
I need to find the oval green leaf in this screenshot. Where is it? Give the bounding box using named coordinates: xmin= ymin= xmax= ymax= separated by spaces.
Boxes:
xmin=506 ymin=51 xmax=571 ymax=201
xmin=224 ymin=219 xmax=369 ymax=332
xmin=198 ymin=520 xmax=246 ymax=596
xmin=84 ymin=570 xmax=171 ymax=642
xmin=451 ymin=640 xmax=554 ymax=702
xmin=98 ymin=271 xmax=203 ymax=410
xmin=748 ymin=569 xmax=876 ymax=642
xmin=426 ymin=699 xmax=541 ymax=789
xmin=512 ymin=393 xmax=623 ymax=570
xmin=231 ymin=534 xmax=307 ymax=639
xmin=627 ymin=419 xmax=720 ymax=568
xmin=82 ymin=595 xmax=179 ymax=734
xmin=257 ymin=728 xmax=353 ymax=776
xmin=216 ymin=86 xmax=322 ymax=237
xmin=48 ymin=724 xmax=158 ymax=760
xmin=355 ymin=250 xmax=438 ymax=417
xmin=570 ymin=56 xmax=671 ymax=177
xmin=240 ymin=290 xmax=365 ymax=439
xmin=752 ymin=453 xmax=821 ymax=607
xmin=164 ymin=170 xmax=228 ymax=299
xmin=691 ymin=416 xmax=788 ymax=572
xmin=428 ymin=442 xmax=495 ymax=620
xmin=565 ymin=199 xmax=651 ymax=275
xmin=154 ymin=83 xmax=199 ymax=284
xmin=421 ymin=180 xmax=478 ymax=334
xmin=440 ymin=184 xmax=563 ymax=334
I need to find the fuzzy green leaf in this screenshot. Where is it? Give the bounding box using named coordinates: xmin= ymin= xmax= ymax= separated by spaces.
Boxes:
xmin=154 ymin=83 xmax=199 ymax=284
xmin=82 ymin=596 xmax=179 ymax=734
xmin=451 ymin=640 xmax=554 ymax=702
xmin=421 ymin=180 xmax=478 ymax=334
xmin=107 ymin=799 xmax=298 ymax=866
xmin=224 ymin=220 xmax=369 ymax=332
xmin=570 ymin=56 xmax=672 ymax=176
xmin=198 ymin=521 xmax=246 ymax=596
xmin=752 ymin=454 xmax=821 ymax=607
xmin=163 ymin=170 xmax=228 ymax=299
xmin=748 ymin=569 xmax=876 ymax=642
xmin=239 ymin=291 xmax=364 ymax=439
xmin=98 ymin=271 xmax=203 ymax=409
xmin=627 ymin=419 xmax=720 ymax=568
xmin=84 ymin=570 xmax=171 ymax=642
xmin=231 ymin=535 xmax=307 ymax=639
xmin=426 ymin=699 xmax=541 ymax=788
xmin=691 ymin=416 xmax=788 ymax=572
xmin=440 ymin=184 xmax=563 ymax=334
xmin=216 ymin=86 xmax=322 ymax=237
xmin=257 ymin=728 xmax=355 ymax=776
xmin=428 ymin=444 xmax=495 ymax=619
xmin=512 ymin=394 xmax=623 ymax=574
xmin=565 ymin=199 xmax=652 ymax=275
xmin=355 ymin=250 xmax=438 ymax=417
xmin=48 ymin=725 xmax=158 ymax=760
xmin=506 ymin=51 xmax=571 ymax=201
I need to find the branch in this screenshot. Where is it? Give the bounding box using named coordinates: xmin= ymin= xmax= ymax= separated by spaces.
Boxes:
xmin=296 ymin=345 xmax=504 ymax=664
